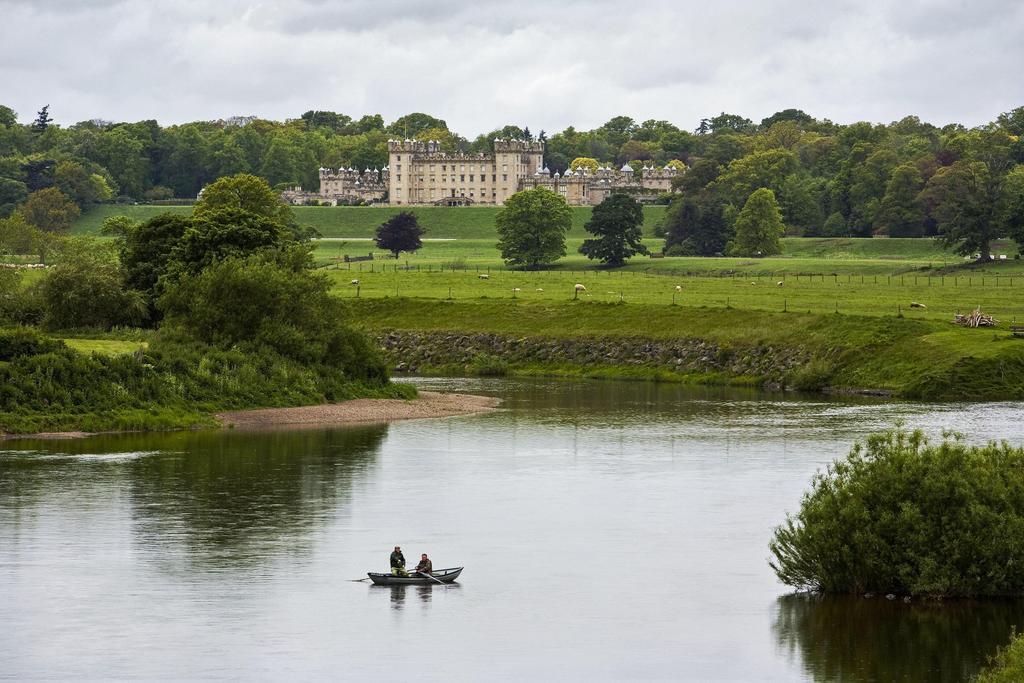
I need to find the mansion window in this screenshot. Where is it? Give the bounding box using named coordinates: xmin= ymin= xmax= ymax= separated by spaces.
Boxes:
xmin=469 ymin=175 xmax=474 ymax=182
xmin=460 ymin=174 xmax=465 ymax=182
xmin=502 ymin=174 xmax=507 ymax=181
xmin=492 ymin=174 xmax=496 ymax=182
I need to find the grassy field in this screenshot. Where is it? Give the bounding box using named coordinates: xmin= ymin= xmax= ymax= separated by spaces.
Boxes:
xmin=61 ymin=338 xmax=147 ymax=355
xmin=324 ymin=263 xmax=1024 ymax=323
xmin=72 ymin=204 xmax=668 ymax=238
xmin=74 ymin=204 xmax=1023 ymax=276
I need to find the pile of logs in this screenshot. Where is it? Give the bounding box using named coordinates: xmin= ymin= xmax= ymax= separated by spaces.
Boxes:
xmin=953 ymin=308 xmax=998 ymax=328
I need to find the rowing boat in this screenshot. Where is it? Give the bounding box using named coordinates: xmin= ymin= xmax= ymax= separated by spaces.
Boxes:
xmin=367 ymin=566 xmax=463 ymax=586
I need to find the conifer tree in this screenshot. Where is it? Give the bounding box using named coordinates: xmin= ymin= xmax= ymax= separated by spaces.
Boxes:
xmin=31 ymin=105 xmax=52 ymax=134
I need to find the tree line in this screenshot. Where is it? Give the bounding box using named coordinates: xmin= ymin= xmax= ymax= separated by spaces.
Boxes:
xmin=1 ymin=103 xmax=1023 ymax=258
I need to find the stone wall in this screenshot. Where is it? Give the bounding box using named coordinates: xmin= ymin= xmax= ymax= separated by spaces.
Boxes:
xmin=372 ymin=331 xmax=812 ymax=387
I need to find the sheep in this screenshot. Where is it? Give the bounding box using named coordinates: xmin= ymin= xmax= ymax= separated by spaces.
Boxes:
xmin=750 ymin=282 xmax=757 ymax=286
xmin=350 ymin=279 xmax=360 ymax=285
xmin=777 ymin=281 xmax=784 ymax=287
xmin=674 ymin=285 xmax=682 ymax=292
xmin=536 ymin=288 xmax=544 ymax=292
xmin=478 ymin=274 xmax=490 ymax=280
xmin=910 ymin=301 xmax=927 ymax=309
xmin=512 ymin=288 xmax=522 ymax=292
xmin=574 ymin=284 xmax=587 ymax=292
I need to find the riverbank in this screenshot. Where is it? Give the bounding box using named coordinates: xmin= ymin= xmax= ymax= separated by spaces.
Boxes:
xmin=215 ymin=391 xmax=500 ymax=429
xmin=1 ymin=392 xmax=500 ymax=440
xmin=347 ymin=299 xmax=1024 ymax=400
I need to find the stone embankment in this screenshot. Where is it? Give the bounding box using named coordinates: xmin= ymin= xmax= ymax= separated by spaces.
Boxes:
xmin=374 ymin=331 xmax=813 ymax=386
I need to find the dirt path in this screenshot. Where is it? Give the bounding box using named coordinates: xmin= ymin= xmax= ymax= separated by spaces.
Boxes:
xmin=215 ymin=391 xmax=501 ymax=429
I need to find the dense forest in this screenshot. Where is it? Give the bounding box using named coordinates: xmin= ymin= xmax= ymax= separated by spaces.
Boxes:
xmin=1 ymin=103 xmax=1023 ymax=253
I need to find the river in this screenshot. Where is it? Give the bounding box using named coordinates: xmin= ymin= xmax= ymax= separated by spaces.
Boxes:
xmin=2 ymin=378 xmax=1023 ymax=681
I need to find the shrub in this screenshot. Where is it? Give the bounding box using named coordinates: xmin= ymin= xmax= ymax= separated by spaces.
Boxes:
xmin=770 ymin=429 xmax=1024 ymax=597
xmin=38 ymin=239 xmax=147 ymax=330
xmin=0 ymin=327 xmax=63 ymax=360
xmin=976 ymin=631 xmax=1024 ymax=682
xmin=157 ymin=250 xmax=388 ymax=384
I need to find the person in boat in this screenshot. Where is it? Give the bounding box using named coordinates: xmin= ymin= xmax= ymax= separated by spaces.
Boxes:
xmin=390 ymin=546 xmax=408 ymax=577
xmin=415 ymin=553 xmax=432 ymax=575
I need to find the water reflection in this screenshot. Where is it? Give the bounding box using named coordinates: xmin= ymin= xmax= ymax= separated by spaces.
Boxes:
xmin=374 ymin=583 xmax=453 ymax=611
xmin=774 ymin=593 xmax=1024 ymax=682
xmin=2 ymin=426 xmax=388 ymax=570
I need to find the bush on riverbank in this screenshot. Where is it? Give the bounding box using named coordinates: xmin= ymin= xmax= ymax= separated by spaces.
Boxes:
xmin=770 ymin=429 xmax=1024 ymax=597
xmin=976 ymin=632 xmax=1024 ymax=682
xmin=0 ymin=328 xmax=412 ymax=434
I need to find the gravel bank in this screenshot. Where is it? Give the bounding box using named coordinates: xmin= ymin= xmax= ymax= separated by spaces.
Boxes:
xmin=215 ymin=391 xmax=501 ymax=429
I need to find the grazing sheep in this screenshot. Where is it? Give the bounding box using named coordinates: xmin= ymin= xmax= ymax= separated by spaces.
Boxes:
xmin=751 ymin=282 xmax=757 ymax=286
xmin=350 ymin=279 xmax=360 ymax=285
xmin=910 ymin=301 xmax=927 ymax=309
xmin=478 ymin=273 xmax=490 ymax=280
xmin=512 ymin=288 xmax=521 ymax=292
xmin=574 ymin=284 xmax=587 ymax=291
xmin=674 ymin=285 xmax=682 ymax=292
xmin=777 ymin=281 xmax=784 ymax=287
xmin=536 ymin=288 xmax=544 ymax=292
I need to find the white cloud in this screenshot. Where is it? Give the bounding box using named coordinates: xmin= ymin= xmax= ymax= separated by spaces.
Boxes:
xmin=0 ymin=0 xmax=1021 ymax=134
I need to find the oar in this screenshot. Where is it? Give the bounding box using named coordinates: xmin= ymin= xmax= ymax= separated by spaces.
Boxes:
xmin=418 ymin=571 xmax=446 ymax=585
xmin=348 ymin=577 xmax=371 ymax=582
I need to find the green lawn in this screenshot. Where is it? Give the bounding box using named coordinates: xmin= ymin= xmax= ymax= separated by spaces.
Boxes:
xmin=61 ymin=338 xmax=147 ymax=355
xmin=72 ymin=204 xmax=667 ymax=238
xmin=325 ymin=263 xmax=1024 ymax=323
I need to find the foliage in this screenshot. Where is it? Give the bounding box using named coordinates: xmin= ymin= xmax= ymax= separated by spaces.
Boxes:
xmin=569 ymin=157 xmax=599 ymax=173
xmin=770 ymin=429 xmax=1024 ymax=597
xmin=727 ymin=188 xmax=784 ymax=257
xmin=663 ymin=197 xmax=730 ymax=256
xmin=374 ymin=211 xmax=424 ymax=257
xmin=975 ymin=631 xmax=1024 ymax=683
xmin=0 ymin=331 xmax=410 ymax=434
xmin=0 ymin=327 xmax=62 ymax=360
xmin=496 ymin=187 xmax=572 ymax=268
xmin=38 ymin=239 xmax=147 ymax=330
xmin=920 ymin=161 xmax=1000 ymax=258
xmin=169 ymin=207 xmax=289 ymax=278
xmin=116 ymin=213 xmax=191 ymax=310
xmin=20 ymin=187 xmax=80 ymax=233
xmin=579 ymin=193 xmax=647 ymax=266
xmin=194 ymin=172 xmax=294 ymax=226
xmin=876 ymin=163 xmax=926 ymax=237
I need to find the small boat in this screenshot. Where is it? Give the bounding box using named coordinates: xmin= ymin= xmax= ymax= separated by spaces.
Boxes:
xmin=367 ymin=566 xmax=464 ymax=586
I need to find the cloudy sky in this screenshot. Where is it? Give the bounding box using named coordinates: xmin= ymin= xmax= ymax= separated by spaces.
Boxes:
xmin=1 ymin=0 xmax=1022 ymax=135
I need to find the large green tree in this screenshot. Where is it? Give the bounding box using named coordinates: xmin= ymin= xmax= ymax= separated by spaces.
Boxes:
xmin=876 ymin=164 xmax=926 ymax=237
xmin=195 ymin=172 xmax=293 ymax=225
xmin=579 ymin=193 xmax=648 ymax=266
xmin=20 ymin=187 xmax=80 ymax=233
xmin=496 ymin=187 xmax=572 ymax=268
xmin=727 ymin=187 xmax=785 ymax=257
xmin=919 ymin=161 xmax=1001 ymax=259
xmin=663 ymin=197 xmax=730 ymax=256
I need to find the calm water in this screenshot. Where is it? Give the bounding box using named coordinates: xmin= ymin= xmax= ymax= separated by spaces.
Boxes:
xmin=3 ymin=378 xmax=1024 ymax=681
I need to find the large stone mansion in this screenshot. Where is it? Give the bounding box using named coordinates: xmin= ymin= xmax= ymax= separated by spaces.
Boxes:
xmin=281 ymin=139 xmax=683 ymax=207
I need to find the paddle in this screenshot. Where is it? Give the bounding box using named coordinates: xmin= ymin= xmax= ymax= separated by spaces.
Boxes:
xmin=418 ymin=570 xmax=445 ymax=585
